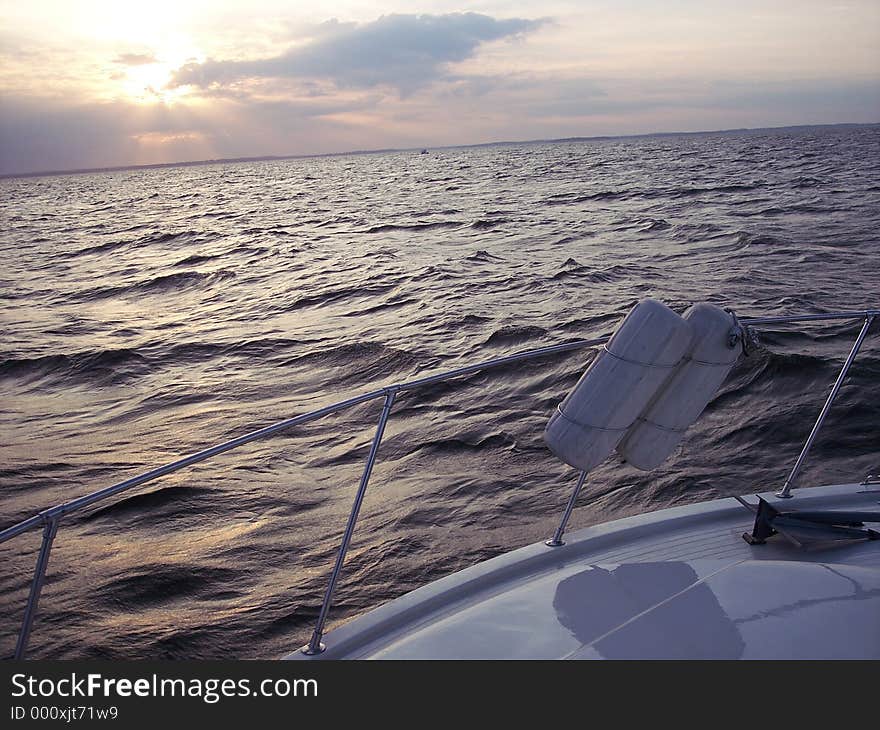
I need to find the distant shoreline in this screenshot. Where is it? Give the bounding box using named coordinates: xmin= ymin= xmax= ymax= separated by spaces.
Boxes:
xmin=2 ymin=121 xmax=877 ymax=181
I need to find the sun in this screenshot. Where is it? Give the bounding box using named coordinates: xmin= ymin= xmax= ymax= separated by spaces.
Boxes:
xmin=114 ymin=40 xmax=205 ymax=105
xmin=120 ymin=60 xmax=191 ymax=104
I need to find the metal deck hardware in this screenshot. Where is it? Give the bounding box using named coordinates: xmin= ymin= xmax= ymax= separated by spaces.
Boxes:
xmin=735 ymin=495 xmax=880 ymax=547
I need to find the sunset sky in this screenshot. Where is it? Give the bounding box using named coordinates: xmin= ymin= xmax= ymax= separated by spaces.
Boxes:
xmin=1 ymin=1 xmax=878 ymax=175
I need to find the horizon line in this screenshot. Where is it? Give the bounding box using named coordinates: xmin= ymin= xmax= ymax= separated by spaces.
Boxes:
xmin=2 ymin=120 xmax=877 ymax=181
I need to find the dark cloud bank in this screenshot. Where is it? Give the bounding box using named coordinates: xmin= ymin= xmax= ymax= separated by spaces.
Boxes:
xmin=171 ymin=12 xmax=546 ymax=94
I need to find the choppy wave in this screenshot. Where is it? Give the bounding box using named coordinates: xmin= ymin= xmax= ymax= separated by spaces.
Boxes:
xmin=364 ymin=221 xmax=463 ymax=234
xmin=0 ymin=347 xmax=150 ymax=385
xmin=69 ymin=270 xmax=236 ymax=301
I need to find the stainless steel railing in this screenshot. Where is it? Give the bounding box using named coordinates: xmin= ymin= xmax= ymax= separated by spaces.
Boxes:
xmin=1 ymin=308 xmax=877 ymax=658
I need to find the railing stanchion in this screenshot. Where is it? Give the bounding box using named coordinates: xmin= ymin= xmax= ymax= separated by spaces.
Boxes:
xmin=546 ymin=470 xmax=588 ymax=547
xmin=303 ymin=389 xmax=397 ymax=655
xmin=777 ymin=315 xmax=875 ymax=498
xmin=14 ymin=516 xmax=59 ymax=660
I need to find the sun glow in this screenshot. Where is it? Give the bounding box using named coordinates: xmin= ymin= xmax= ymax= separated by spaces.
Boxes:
xmin=119 ymin=62 xmax=171 ymax=102
xmin=114 ymin=41 xmax=205 ymax=104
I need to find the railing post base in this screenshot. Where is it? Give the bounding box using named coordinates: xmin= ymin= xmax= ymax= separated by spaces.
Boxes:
xmin=300 ymin=642 xmax=325 ymax=656
xmin=546 ymin=470 xmax=589 ymax=548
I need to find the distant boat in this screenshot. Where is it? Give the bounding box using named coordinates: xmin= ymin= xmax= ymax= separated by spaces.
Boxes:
xmin=419 ymin=149 xmax=428 ymax=154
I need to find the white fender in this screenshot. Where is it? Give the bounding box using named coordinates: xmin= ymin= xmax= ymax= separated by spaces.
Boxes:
xmin=544 ymin=299 xmax=693 ymax=471
xmin=616 ymin=303 xmax=742 ymax=470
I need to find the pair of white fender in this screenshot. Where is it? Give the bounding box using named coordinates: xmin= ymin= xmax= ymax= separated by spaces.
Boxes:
xmin=544 ymin=299 xmax=742 ymax=472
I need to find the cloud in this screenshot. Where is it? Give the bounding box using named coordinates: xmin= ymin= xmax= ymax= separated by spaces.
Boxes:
xmin=170 ymin=13 xmax=547 ymax=95
xmin=0 ymin=30 xmax=27 ymax=56
xmin=0 ymin=92 xmax=403 ymax=174
xmin=114 ymin=52 xmax=159 ymax=66
xmin=0 ymin=97 xmax=208 ymax=173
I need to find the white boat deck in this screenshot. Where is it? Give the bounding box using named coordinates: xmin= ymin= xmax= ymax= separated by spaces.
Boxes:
xmin=286 ymin=482 xmax=880 ymax=660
